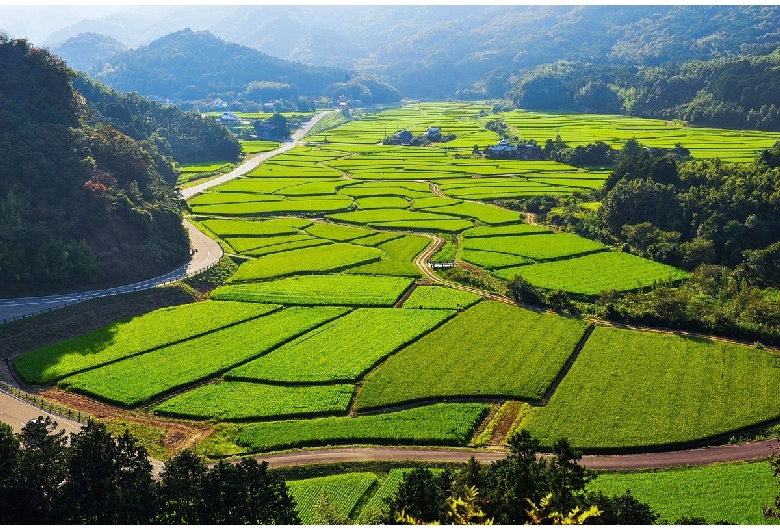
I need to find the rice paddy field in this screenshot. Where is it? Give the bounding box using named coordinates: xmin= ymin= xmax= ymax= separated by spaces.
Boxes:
xmin=355 ymin=301 xmax=591 ymax=409
xmin=522 ymin=325 xmax=780 ymax=449
xmin=587 ymin=460 xmax=780 ymax=525
xmin=500 ymin=110 xmax=779 ymax=163
xmin=15 ymin=99 xmax=780 ymax=495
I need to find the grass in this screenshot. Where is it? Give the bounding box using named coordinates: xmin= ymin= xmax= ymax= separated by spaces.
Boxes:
xmin=200 ymin=217 xmax=312 ymax=237
xmin=210 ymin=275 xmax=413 ymax=306
xmin=304 ymin=222 xmax=378 ymax=241
xmin=346 ymin=234 xmax=430 ymax=277
xmin=523 ymin=325 xmax=780 ymax=449
xmin=232 ymin=403 xmax=491 ymax=452
xmin=288 ymin=472 xmax=378 ymax=524
xmin=460 ymin=249 xmax=535 ymax=269
xmin=587 ymin=460 xmax=780 ymax=525
xmin=14 ymin=301 xmax=278 ymax=385
xmin=60 ymin=306 xmax=349 ymax=407
xmin=153 ymin=381 xmax=355 ymax=421
xmin=226 ymin=308 xmax=454 ymax=383
xmin=492 ymin=251 xmax=689 ymax=295
xmin=401 ymin=286 xmax=482 ymax=310
xmin=229 ymin=243 xmax=383 ymax=282
xmin=356 ymin=301 xmax=590 ymax=409
xmin=418 ymin=201 xmax=523 ymax=225
xmin=462 ymin=233 xmax=607 ymax=260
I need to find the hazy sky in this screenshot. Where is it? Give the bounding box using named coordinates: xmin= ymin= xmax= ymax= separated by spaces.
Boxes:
xmin=0 ymin=5 xmax=134 ymax=44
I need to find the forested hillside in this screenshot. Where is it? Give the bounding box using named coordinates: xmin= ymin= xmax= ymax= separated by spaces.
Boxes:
xmin=92 ymin=29 xmax=353 ymax=101
xmin=507 ymin=50 xmax=780 ymax=131
xmin=74 ymin=76 xmax=241 ymax=164
xmin=0 ymin=35 xmax=189 ymax=296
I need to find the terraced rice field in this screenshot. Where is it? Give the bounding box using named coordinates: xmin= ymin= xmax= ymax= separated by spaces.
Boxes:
xmin=21 ymin=101 xmax=778 ymax=463
xmin=227 ymin=308 xmax=454 ymax=383
xmin=229 ymin=243 xmax=384 ymax=281
xmin=288 ymin=473 xmax=378 ymax=524
xmin=60 ymin=306 xmax=349 ymax=406
xmin=523 ymin=325 xmax=780 ymax=449
xmin=233 ymin=403 xmax=490 ymax=452
xmin=14 ymin=301 xmax=277 ymax=384
xmin=356 ymin=301 xmax=590 ymax=409
xmin=492 ymin=251 xmax=689 ymax=294
xmin=500 ymin=110 xmax=779 ymax=163
xmin=587 ymin=460 xmax=780 ymax=525
xmin=210 ymin=275 xmax=413 ymax=306
xmin=401 ymin=286 xmax=482 ymax=310
xmin=153 ymin=381 xmax=355 ymax=421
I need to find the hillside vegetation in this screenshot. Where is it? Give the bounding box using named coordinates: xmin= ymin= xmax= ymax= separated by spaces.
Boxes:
xmin=0 ymin=35 xmax=189 ymax=296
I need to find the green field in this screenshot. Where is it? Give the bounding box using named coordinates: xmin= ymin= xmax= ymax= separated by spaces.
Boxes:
xmin=288 ymin=472 xmax=378 ymax=524
xmin=153 ymin=381 xmax=354 ymax=421
xmin=460 ymin=249 xmax=535 ymax=269
xmin=60 ymin=306 xmax=349 ymax=407
xmin=210 ymin=275 xmax=413 ymax=306
xmin=524 ymin=325 xmax=780 ymax=449
xmin=588 ymin=460 xmax=779 ymax=525
xmin=200 ymin=217 xmax=312 ymax=237
xmin=14 ymin=301 xmax=277 ymax=384
xmin=500 ymin=110 xmax=779 ymax=163
xmin=229 ymin=243 xmax=383 ymax=281
xmin=227 ymin=308 xmax=454 ymax=383
xmin=493 ymin=251 xmax=689 ymax=295
xmin=233 ymin=403 xmax=490 ymax=452
xmin=462 ymin=232 xmax=607 ymax=260
xmin=346 ymin=234 xmax=430 ymax=277
xmin=401 ymin=286 xmax=482 ymax=310
xmin=356 ymin=301 xmax=590 ymax=409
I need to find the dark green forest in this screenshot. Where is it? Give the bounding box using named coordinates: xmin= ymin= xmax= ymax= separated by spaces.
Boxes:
xmin=0 ymin=418 xmax=299 ymax=524
xmin=0 ymin=36 xmax=189 ymax=296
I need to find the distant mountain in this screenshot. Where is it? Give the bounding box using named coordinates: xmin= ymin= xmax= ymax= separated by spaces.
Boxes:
xmin=0 ymin=35 xmax=189 ymax=296
xmin=52 ymin=32 xmax=126 ymax=73
xmin=32 ymin=5 xmax=780 ymax=99
xmin=93 ymin=29 xmax=352 ymax=100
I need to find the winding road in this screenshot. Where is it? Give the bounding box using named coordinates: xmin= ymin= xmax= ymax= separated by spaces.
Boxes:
xmin=2 ymin=109 xmax=778 ymax=472
xmin=0 ymin=111 xmax=333 ymax=324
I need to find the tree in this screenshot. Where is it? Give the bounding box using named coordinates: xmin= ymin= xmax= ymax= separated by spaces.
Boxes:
xmin=13 ymin=416 xmax=69 ymax=524
xmin=157 ymin=448 xmax=207 ymax=524
xmin=547 ymin=438 xmax=588 ymax=515
xmin=507 ymin=275 xmax=544 ymax=306
xmin=198 ymin=458 xmax=299 ymax=524
xmin=483 ymin=430 xmax=550 ymax=524
xmin=63 ymin=420 xmax=156 ymax=524
xmin=583 ymin=490 xmax=658 ymax=525
xmin=386 ymin=466 xmax=452 ymax=523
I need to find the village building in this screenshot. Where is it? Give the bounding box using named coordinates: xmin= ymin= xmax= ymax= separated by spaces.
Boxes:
xmin=218 ymin=112 xmax=242 ymax=124
xmin=397 ymin=129 xmax=413 ymax=145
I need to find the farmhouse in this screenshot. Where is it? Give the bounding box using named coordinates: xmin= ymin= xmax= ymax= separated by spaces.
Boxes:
xmin=484 ymin=140 xmax=543 ymax=160
xmin=397 ymin=129 xmax=413 ymax=145
xmin=218 ymin=112 xmax=242 ymax=124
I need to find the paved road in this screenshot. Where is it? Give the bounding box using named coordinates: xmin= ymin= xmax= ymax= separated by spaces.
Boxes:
xmin=179 ymin=110 xmax=333 ymax=200
xmin=255 ymin=440 xmax=779 ymax=471
xmin=0 ymin=111 xmax=332 ymax=324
